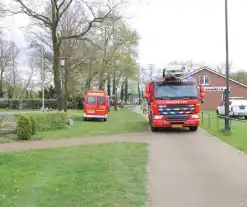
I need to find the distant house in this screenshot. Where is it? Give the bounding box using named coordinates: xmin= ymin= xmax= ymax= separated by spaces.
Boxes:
xmin=183 ymin=66 xmax=247 ymax=110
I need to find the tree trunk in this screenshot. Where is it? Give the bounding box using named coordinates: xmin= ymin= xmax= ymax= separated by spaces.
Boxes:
xmin=107 ymin=75 xmax=111 ymax=96
xmin=98 ymin=76 xmax=105 ymax=90
xmin=124 ymin=76 xmax=128 ymax=104
xmin=51 ymin=1 xmax=63 ymax=111
xmin=137 ymin=79 xmax=141 ymax=104
xmin=0 ymin=72 xmax=4 ymax=98
xmin=120 ymin=83 xmax=124 ymax=101
xmin=113 ymin=69 xmax=117 ymax=111
xmin=53 ymin=49 xmax=63 ymax=110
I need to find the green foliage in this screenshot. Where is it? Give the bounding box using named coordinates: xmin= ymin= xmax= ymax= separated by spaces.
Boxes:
xmin=26 ymin=112 xmax=67 ymax=132
xmin=29 ymin=115 xmax=37 ymax=135
xmin=16 ymin=114 xmax=32 ymax=140
xmin=230 ymin=71 xmax=247 ymax=85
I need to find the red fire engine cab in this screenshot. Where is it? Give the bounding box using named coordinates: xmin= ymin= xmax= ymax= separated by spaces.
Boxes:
xmin=145 ymin=68 xmax=205 ymax=132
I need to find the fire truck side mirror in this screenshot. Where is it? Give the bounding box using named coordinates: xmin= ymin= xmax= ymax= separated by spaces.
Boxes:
xmin=200 ymin=92 xmax=205 ymax=104
xmin=145 ymin=93 xmax=150 ymax=99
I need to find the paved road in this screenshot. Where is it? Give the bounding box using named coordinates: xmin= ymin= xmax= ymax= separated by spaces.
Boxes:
xmin=1 ymin=106 xmax=247 ymax=206
xmin=133 ymin=107 xmax=247 ymax=207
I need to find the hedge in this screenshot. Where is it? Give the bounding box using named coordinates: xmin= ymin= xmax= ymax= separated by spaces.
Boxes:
xmin=0 ymin=99 xmax=73 ymax=109
xmin=16 ymin=112 xmax=67 ymax=132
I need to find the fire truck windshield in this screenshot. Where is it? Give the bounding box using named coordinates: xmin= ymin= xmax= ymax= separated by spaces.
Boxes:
xmin=154 ymin=84 xmax=197 ymax=100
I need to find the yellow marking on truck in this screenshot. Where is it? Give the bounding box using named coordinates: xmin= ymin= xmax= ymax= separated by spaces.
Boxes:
xmin=172 ymin=124 xmax=182 ymax=128
xmin=88 ymin=92 xmax=105 ymax=96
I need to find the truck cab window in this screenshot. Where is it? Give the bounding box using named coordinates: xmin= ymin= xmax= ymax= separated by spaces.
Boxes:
xmin=155 ymin=84 xmax=197 ymax=99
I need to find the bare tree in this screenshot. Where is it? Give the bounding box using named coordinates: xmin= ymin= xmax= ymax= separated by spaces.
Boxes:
xmin=0 ymin=39 xmax=19 ymax=98
xmin=19 ymin=57 xmax=37 ymax=99
xmin=7 ymin=0 xmax=122 ymax=110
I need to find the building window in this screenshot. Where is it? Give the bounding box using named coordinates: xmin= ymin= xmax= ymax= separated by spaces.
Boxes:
xmin=199 ymin=75 xmax=209 ymax=85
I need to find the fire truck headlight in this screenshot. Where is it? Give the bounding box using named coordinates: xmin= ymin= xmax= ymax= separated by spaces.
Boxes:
xmin=191 ymin=114 xmax=199 ymax=119
xmin=153 ymin=115 xmax=163 ymax=119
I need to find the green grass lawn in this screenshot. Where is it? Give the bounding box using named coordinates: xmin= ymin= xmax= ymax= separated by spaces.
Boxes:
xmin=0 ymin=142 xmax=148 ymax=207
xmin=0 ymin=109 xmax=148 ymax=142
xmin=37 ymin=109 xmax=148 ymax=140
xmin=200 ymin=110 xmax=247 ymax=152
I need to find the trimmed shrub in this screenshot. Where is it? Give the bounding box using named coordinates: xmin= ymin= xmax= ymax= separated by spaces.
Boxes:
xmin=26 ymin=112 xmax=67 ymax=132
xmin=16 ymin=114 xmax=32 ymax=140
xmin=29 ymin=115 xmax=37 ymax=135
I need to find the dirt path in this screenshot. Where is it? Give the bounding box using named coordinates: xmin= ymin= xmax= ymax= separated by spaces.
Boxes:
xmin=0 ymin=132 xmax=149 ymax=152
xmin=1 ymin=107 xmax=247 ymax=206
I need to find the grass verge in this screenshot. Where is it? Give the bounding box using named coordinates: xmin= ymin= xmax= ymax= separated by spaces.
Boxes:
xmin=0 ymin=109 xmax=148 ymax=142
xmin=0 ymin=142 xmax=148 ymax=207
xmin=36 ymin=109 xmax=148 ymax=140
xmin=200 ymin=110 xmax=247 ymax=152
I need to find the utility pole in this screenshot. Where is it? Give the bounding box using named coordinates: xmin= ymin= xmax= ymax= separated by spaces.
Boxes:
xmin=41 ymin=47 xmax=45 ymax=111
xmin=224 ymin=0 xmax=230 ymax=131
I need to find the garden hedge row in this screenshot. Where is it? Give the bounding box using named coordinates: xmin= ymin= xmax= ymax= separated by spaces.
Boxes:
xmin=0 ymin=99 xmax=74 ymax=109
xmin=16 ymin=112 xmax=67 ymax=140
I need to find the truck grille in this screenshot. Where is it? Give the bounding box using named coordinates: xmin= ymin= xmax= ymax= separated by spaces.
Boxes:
xmin=165 ymin=115 xmax=189 ymax=121
xmin=158 ymin=104 xmax=195 ymax=115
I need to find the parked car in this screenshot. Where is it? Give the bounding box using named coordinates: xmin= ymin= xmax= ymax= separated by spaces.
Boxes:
xmin=216 ymin=99 xmax=247 ymax=119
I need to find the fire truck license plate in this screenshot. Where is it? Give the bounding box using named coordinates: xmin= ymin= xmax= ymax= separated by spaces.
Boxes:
xmin=172 ymin=124 xmax=182 ymax=128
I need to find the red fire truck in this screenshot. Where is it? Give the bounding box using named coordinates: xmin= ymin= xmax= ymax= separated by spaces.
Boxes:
xmin=145 ymin=68 xmax=205 ymax=132
xmin=84 ymin=90 xmax=109 ymax=121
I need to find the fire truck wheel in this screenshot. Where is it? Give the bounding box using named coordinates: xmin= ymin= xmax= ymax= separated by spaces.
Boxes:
xmin=150 ymin=122 xmax=158 ymax=132
xmin=151 ymin=126 xmax=158 ymax=132
xmin=103 ymin=118 xmax=107 ymax=121
xmin=189 ymin=126 xmax=198 ymax=131
xmin=83 ymin=117 xmax=87 ymax=121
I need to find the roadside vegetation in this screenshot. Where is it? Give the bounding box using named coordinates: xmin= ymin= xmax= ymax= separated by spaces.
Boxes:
xmin=0 ymin=109 xmax=148 ymax=142
xmin=0 ymin=142 xmax=148 ymax=207
xmin=200 ymin=110 xmax=247 ymax=152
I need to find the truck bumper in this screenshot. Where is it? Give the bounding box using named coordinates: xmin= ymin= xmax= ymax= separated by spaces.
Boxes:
xmin=84 ymin=113 xmax=108 ymax=118
xmin=152 ymin=118 xmax=200 ymax=128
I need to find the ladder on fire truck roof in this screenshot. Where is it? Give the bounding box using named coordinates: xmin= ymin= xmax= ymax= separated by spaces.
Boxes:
xmin=162 ymin=66 xmax=186 ymax=78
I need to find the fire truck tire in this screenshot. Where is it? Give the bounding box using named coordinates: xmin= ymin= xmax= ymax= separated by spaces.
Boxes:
xmin=84 ymin=117 xmax=87 ymax=121
xmin=189 ymin=126 xmax=198 ymax=131
xmin=103 ymin=118 xmax=107 ymax=121
xmin=151 ymin=126 xmax=158 ymax=132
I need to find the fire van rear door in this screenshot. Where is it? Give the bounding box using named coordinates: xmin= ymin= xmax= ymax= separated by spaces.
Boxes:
xmin=95 ymin=96 xmax=107 ymax=115
xmin=84 ymin=95 xmax=97 ymax=114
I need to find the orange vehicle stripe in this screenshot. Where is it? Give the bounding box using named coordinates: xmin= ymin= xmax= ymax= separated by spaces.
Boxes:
xmin=87 ymin=93 xmax=104 ymax=96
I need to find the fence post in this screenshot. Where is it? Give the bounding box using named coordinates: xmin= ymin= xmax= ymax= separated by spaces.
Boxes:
xmin=208 ymin=113 xmax=211 ymax=128
xmin=216 ymin=114 xmax=219 ymax=131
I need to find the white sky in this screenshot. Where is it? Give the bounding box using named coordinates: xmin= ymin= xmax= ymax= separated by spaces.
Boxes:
xmin=3 ymin=0 xmax=247 ymax=71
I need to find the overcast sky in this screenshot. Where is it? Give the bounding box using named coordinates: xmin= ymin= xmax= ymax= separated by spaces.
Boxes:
xmin=3 ymin=0 xmax=247 ymax=71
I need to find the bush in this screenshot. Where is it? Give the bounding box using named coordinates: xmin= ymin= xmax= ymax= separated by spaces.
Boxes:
xmin=26 ymin=112 xmax=67 ymax=132
xmin=29 ymin=115 xmax=37 ymax=135
xmin=16 ymin=114 xmax=32 ymax=140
